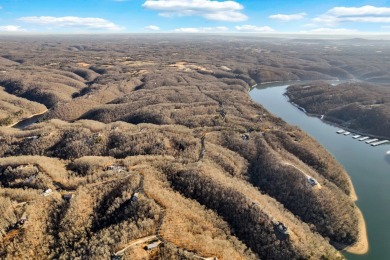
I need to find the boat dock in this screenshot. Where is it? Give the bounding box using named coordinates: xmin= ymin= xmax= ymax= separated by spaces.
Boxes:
xmin=366 ymin=139 xmax=379 ymax=144
xmin=371 ymin=140 xmax=390 ymax=146
xmin=336 ymin=132 xmax=389 ymax=147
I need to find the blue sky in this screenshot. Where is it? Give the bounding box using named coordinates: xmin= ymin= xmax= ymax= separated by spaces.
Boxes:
xmin=1 ymin=0 xmax=390 ymax=34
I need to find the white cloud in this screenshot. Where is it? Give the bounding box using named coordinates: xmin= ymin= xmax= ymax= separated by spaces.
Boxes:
xmin=301 ymin=27 xmax=358 ymax=34
xmin=144 ymin=25 xmax=160 ymax=31
xmin=269 ymin=12 xmax=306 ymax=21
xmin=0 ymin=25 xmax=26 ymax=32
xmin=174 ymin=26 xmax=229 ymax=33
xmin=314 ymin=5 xmax=390 ymax=26
xmin=18 ymin=16 xmax=124 ymax=31
xmin=235 ymin=25 xmax=275 ymax=32
xmin=142 ymin=0 xmax=247 ymax=22
xmin=175 ymin=27 xmax=202 ymax=33
xmin=328 ymin=5 xmax=390 ymax=16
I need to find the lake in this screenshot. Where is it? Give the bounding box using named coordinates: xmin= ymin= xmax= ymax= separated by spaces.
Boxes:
xmin=250 ymin=83 xmax=390 ymax=260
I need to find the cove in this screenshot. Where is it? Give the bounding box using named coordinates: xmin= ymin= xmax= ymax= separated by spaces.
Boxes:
xmin=250 ymin=83 xmax=390 ymax=260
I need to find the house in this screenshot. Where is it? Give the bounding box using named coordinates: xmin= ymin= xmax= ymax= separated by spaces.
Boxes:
xmin=62 ymin=194 xmax=73 ymax=201
xmin=145 ymin=241 xmax=161 ymax=250
xmin=273 ymin=221 xmax=289 ymax=239
xmin=43 ymin=188 xmax=53 ymax=196
xmin=307 ymin=176 xmax=318 ymax=186
xmin=107 ymin=165 xmax=127 ymax=173
xmin=131 ymin=192 xmax=139 ymax=202
xmin=199 ymin=148 xmax=205 ymax=159
xmin=25 ymin=175 xmax=36 ymax=183
xmin=276 ymin=222 xmax=289 ymax=235
xmin=241 ymin=133 xmax=250 ymax=141
xmin=26 ymin=135 xmax=39 ymax=140
xmin=19 ymin=213 xmax=27 ymax=225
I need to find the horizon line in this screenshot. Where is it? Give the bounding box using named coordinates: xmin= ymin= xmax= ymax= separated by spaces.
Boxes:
xmin=1 ymin=32 xmax=390 ymax=39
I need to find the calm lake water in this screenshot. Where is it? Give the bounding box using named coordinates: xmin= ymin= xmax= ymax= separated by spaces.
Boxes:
xmin=250 ymin=83 xmax=390 ymax=260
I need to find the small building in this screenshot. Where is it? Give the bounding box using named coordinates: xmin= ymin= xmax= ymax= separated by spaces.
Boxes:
xmin=25 ymin=175 xmax=36 ymax=183
xmin=62 ymin=194 xmax=74 ymax=201
xmin=19 ymin=213 xmax=27 ymax=225
xmin=199 ymin=148 xmax=205 ymax=159
xmin=43 ymin=188 xmax=53 ymax=196
xmin=272 ymin=221 xmax=290 ymax=241
xmin=16 ymin=164 xmax=29 ymax=170
xmin=131 ymin=192 xmax=139 ymax=202
xmin=26 ymin=135 xmax=39 ymax=140
xmin=145 ymin=241 xmax=161 ymax=250
xmin=307 ymin=176 xmax=318 ymax=186
xmin=107 ymin=165 xmax=127 ymax=173
xmin=276 ymin=222 xmax=289 ymax=235
xmin=273 ymin=221 xmax=289 ymax=240
xmin=241 ymin=133 xmax=250 ymax=141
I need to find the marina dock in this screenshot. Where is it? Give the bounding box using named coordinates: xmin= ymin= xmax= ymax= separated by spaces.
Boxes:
xmin=366 ymin=139 xmax=379 ymax=144
xmin=371 ymin=140 xmax=390 ymax=146
xmin=336 ymin=132 xmax=389 ymax=148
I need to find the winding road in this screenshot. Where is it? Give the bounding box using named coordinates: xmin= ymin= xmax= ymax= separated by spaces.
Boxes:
xmin=282 ymin=161 xmax=322 ymax=189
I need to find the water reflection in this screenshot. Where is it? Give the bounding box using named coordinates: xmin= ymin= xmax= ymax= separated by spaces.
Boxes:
xmin=385 ymin=154 xmax=390 ymax=164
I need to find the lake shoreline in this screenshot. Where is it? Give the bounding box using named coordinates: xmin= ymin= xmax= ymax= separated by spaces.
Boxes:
xmin=252 ymin=82 xmax=371 ymax=257
xmin=346 ymin=207 xmax=369 ymax=255
xmin=286 ymin=96 xmax=370 ymax=256
xmin=282 ymin=84 xmax=370 ymax=255
xmin=334 ymin=207 xmax=369 ymax=255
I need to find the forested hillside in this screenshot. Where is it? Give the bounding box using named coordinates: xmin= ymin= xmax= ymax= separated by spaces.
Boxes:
xmin=1 ymin=35 xmax=388 ymax=259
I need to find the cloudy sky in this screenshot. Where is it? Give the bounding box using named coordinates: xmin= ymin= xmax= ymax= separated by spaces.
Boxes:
xmin=1 ymin=0 xmax=390 ymax=34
